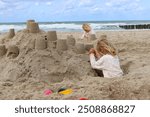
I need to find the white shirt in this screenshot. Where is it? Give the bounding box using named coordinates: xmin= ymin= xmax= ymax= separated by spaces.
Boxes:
xmin=90 ymin=54 xmax=123 ymax=78
xmin=81 ymin=30 xmax=96 ymax=39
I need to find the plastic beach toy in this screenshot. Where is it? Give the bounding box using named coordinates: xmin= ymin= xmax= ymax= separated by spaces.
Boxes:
xmin=58 ymin=88 xmax=67 ymax=93
xmin=44 ymin=89 xmax=52 ymax=96
xmin=58 ymin=89 xmax=73 ymax=95
xmin=79 ymin=98 xmax=88 ymax=100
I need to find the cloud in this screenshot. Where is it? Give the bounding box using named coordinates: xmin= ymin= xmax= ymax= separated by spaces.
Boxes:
xmin=85 ymin=0 xmax=143 ymax=15
xmin=105 ymin=0 xmax=143 ymax=12
xmin=0 ymin=1 xmax=6 ymax=10
xmin=0 ymin=0 xmax=25 ymax=10
xmin=0 ymin=0 xmax=54 ymax=14
xmin=0 ymin=0 xmax=53 ymax=8
xmin=0 ymin=0 xmax=143 ymax=15
xmin=78 ymin=0 xmax=93 ymax=7
xmin=90 ymin=6 xmax=104 ymax=13
xmin=0 ymin=0 xmax=147 ymax=22
xmin=46 ymin=2 xmax=52 ymax=6
xmin=53 ymin=0 xmax=96 ymax=15
xmin=35 ymin=2 xmax=39 ymax=6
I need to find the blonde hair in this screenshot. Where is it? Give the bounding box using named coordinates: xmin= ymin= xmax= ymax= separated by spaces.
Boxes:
xmin=82 ymin=23 xmax=91 ymax=32
xmin=96 ymin=39 xmax=117 ymax=56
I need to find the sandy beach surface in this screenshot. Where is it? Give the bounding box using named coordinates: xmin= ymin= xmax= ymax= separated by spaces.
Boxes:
xmin=0 ymin=29 xmax=150 ymax=100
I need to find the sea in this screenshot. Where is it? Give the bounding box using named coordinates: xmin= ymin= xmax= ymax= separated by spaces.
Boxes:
xmin=1 ymin=20 xmax=150 ymax=33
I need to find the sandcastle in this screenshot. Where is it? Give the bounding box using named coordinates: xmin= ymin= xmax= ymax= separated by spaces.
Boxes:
xmin=28 ymin=39 xmax=36 ymax=49
xmin=84 ymin=43 xmax=94 ymax=51
xmin=7 ymin=45 xmax=19 ymax=58
xmin=56 ymin=39 xmax=68 ymax=51
xmin=35 ymin=37 xmax=47 ymax=50
xmin=100 ymin=35 xmax=107 ymax=40
xmin=29 ymin=22 xmax=40 ymax=33
xmin=7 ymin=29 xmax=15 ymax=38
xmin=90 ymin=34 xmax=97 ymax=41
xmin=26 ymin=20 xmax=40 ymax=33
xmin=0 ymin=45 xmax=7 ymax=57
xmin=27 ymin=20 xmax=35 ymax=29
xmin=67 ymin=35 xmax=76 ymax=46
xmin=83 ymin=34 xmax=97 ymax=42
xmin=47 ymin=31 xmax=57 ymax=41
xmin=47 ymin=31 xmax=58 ymax=49
xmin=75 ymin=43 xmax=86 ymax=54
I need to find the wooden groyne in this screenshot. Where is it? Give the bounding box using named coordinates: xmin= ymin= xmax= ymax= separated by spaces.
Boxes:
xmin=119 ymin=24 xmax=150 ymax=29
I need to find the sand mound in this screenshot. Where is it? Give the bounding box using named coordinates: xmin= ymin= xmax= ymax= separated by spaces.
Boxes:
xmin=0 ymin=30 xmax=97 ymax=99
xmin=0 ymin=30 xmax=150 ymax=100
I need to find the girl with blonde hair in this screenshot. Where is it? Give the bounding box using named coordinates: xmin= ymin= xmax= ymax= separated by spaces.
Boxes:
xmin=89 ymin=39 xmax=123 ymax=78
xmin=81 ymin=23 xmax=96 ymax=41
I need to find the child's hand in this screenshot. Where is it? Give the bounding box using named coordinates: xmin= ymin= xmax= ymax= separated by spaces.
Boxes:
xmin=94 ymin=50 xmax=100 ymax=58
xmin=95 ymin=50 xmax=104 ymax=59
xmin=89 ymin=48 xmax=95 ymax=55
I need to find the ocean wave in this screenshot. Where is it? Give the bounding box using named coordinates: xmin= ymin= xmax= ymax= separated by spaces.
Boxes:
xmin=39 ymin=23 xmax=82 ymax=31
xmin=0 ymin=22 xmax=135 ymax=33
xmin=0 ymin=24 xmax=26 ymax=32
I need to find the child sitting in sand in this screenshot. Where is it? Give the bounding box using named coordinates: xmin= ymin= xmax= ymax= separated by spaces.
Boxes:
xmin=89 ymin=39 xmax=123 ymax=78
xmin=81 ymin=24 xmax=96 ymax=41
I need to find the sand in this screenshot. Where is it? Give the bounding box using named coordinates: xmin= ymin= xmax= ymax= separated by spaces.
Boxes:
xmin=0 ymin=29 xmax=150 ymax=100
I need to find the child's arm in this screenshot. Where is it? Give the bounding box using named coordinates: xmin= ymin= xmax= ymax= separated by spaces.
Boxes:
xmin=81 ymin=32 xmax=86 ymax=39
xmin=89 ymin=48 xmax=95 ymax=55
xmin=90 ymin=53 xmax=104 ymax=70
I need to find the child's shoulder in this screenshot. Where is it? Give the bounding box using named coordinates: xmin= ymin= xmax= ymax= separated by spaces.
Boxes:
xmin=102 ymin=54 xmax=115 ymax=59
xmin=90 ymin=30 xmax=95 ymax=34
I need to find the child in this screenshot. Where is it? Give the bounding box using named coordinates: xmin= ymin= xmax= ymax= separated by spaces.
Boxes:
xmin=81 ymin=24 xmax=96 ymax=41
xmin=89 ymin=39 xmax=123 ymax=78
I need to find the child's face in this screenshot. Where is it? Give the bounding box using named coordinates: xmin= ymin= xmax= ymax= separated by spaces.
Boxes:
xmin=101 ymin=47 xmax=108 ymax=54
xmin=83 ymin=26 xmax=91 ymax=32
xmin=97 ymin=46 xmax=106 ymax=55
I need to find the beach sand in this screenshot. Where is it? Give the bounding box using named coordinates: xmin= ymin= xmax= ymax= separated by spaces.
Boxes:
xmin=0 ymin=29 xmax=150 ymax=100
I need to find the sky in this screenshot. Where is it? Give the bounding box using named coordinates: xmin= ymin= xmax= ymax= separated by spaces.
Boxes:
xmin=0 ymin=0 xmax=150 ymax=22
